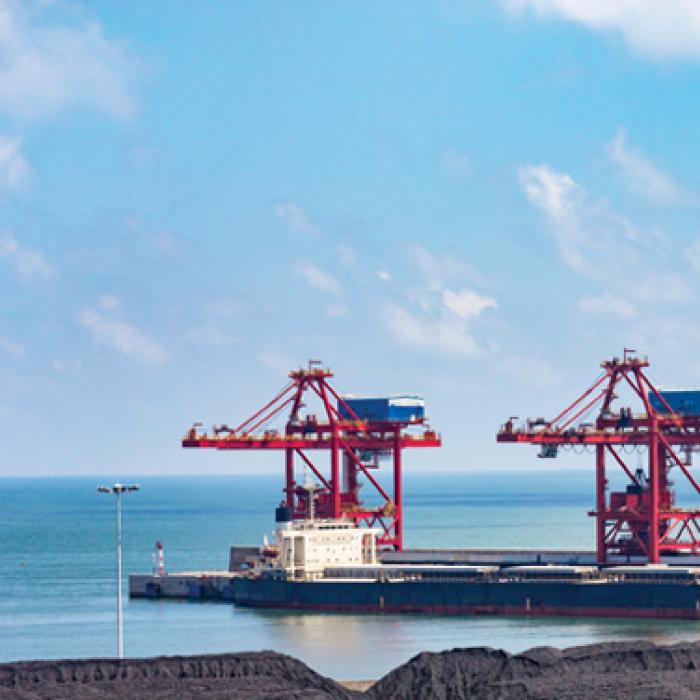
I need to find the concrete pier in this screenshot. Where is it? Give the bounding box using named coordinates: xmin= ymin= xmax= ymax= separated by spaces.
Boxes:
xmin=129 ymin=571 xmax=237 ymax=600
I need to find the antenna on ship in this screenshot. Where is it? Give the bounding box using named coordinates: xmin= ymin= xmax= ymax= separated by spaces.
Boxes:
xmin=301 ymin=468 xmax=320 ymax=521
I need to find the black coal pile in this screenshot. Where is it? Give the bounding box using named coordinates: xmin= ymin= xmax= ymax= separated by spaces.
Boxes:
xmin=0 ymin=651 xmax=362 ymax=700
xmin=368 ymin=640 xmax=700 ymax=699
xmin=5 ymin=641 xmax=700 ymax=699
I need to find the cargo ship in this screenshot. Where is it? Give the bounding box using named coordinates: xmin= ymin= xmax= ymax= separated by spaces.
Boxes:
xmin=130 ymin=507 xmax=700 ymax=619
xmin=224 ymin=505 xmax=700 ymax=620
xmin=129 ymin=355 xmax=700 ymax=620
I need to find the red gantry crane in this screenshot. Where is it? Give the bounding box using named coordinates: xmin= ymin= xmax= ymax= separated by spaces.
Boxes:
xmin=183 ymin=362 xmax=440 ymax=550
xmin=497 ymin=350 xmax=700 ymax=564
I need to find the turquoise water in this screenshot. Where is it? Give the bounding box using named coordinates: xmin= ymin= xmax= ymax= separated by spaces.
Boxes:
xmin=2 ymin=472 xmax=700 ymax=679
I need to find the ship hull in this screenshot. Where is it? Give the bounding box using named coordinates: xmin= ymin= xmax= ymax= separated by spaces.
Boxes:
xmin=232 ymin=578 xmax=700 ymax=619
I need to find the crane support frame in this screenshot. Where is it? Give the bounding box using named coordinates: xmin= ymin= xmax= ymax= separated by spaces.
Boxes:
xmin=183 ymin=365 xmax=440 ymax=550
xmin=497 ymin=353 xmax=700 ymax=563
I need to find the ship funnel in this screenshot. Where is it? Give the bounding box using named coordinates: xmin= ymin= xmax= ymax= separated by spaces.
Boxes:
xmin=275 ymin=501 xmax=292 ymax=528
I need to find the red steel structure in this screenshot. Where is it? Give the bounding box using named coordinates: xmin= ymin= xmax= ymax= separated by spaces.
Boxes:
xmin=183 ymin=363 xmax=440 ymax=550
xmin=497 ymin=351 xmax=700 ymax=564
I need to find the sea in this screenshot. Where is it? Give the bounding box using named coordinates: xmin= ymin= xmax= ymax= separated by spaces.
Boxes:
xmin=3 ymin=471 xmax=700 ymax=680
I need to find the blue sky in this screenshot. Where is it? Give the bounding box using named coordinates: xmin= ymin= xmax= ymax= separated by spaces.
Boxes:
xmin=2 ymin=1 xmax=700 ymax=475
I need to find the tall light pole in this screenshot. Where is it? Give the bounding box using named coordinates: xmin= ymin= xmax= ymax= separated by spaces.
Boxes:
xmin=98 ymin=483 xmax=139 ymax=659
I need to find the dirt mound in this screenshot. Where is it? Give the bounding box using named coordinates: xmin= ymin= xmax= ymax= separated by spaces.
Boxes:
xmin=0 ymin=651 xmax=361 ymax=700
xmin=368 ymin=641 xmax=700 ymax=699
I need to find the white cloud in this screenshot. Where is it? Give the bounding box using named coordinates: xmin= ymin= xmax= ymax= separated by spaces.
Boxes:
xmin=377 ymin=270 xmax=392 ymax=282
xmin=607 ymin=129 xmax=685 ymax=204
xmin=504 ymin=1 xmax=700 ymax=61
xmin=385 ymin=303 xmax=479 ymax=358
xmin=0 ymin=0 xmax=139 ymax=121
xmin=443 ymin=288 xmax=497 ymax=320
xmin=274 ymin=202 xmax=319 ymax=235
xmin=519 ymin=164 xmax=582 ymax=222
xmin=579 ymin=293 xmax=636 ymax=318
xmin=0 ymin=134 xmax=28 ymax=189
xmin=0 ymin=231 xmax=51 ymax=280
xmin=77 ymin=305 xmax=165 ymax=363
xmin=295 ymin=259 xmax=341 ymax=295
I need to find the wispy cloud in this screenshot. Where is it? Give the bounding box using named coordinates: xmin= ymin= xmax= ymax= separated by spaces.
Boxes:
xmin=186 ymin=298 xmax=240 ymax=348
xmin=0 ymin=135 xmax=29 ymax=189
xmin=385 ymin=303 xmax=479 ymax=358
xmin=98 ymin=294 xmax=120 ymax=310
xmin=0 ymin=231 xmax=51 ymax=280
xmin=408 ymin=244 xmax=484 ymax=291
xmin=326 ymin=303 xmax=347 ymax=317
xmin=0 ymin=334 xmax=24 ymax=357
xmin=607 ymin=129 xmax=686 ymax=204
xmin=518 ymin=164 xmax=590 ymax=271
xmin=124 ymin=215 xmax=184 ymax=258
xmin=519 ymin=162 xmax=691 ymax=307
xmin=77 ymin=301 xmax=165 ymax=363
xmin=579 ymin=293 xmax=637 ymax=319
xmin=383 ymin=245 xmax=498 ymax=358
xmin=686 ymin=237 xmax=700 ymax=272
xmin=504 ymin=1 xmax=700 ymax=62
xmin=295 ymin=259 xmax=342 ymax=295
xmin=337 ymin=244 xmax=356 ymax=266
xmin=258 ymin=351 xmax=294 ymax=373
xmin=498 ymin=354 xmax=561 ymax=387
xmin=440 ymin=148 xmax=471 ymax=178
xmin=0 ymin=0 xmax=140 ymax=121
xmin=274 ymin=202 xmax=319 ymax=236
xmin=51 ymin=358 xmax=81 ymax=373
xmin=129 ymin=145 xmax=158 ymax=168
xmin=521 ymin=165 xmax=649 ymax=265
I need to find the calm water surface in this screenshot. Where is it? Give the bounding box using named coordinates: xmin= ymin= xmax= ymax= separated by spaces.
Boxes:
xmin=2 ymin=472 xmax=700 ymax=679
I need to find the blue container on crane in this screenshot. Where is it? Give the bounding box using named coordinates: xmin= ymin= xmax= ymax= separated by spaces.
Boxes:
xmin=338 ymin=396 xmax=425 ymax=423
xmin=649 ymin=389 xmax=700 ymax=416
